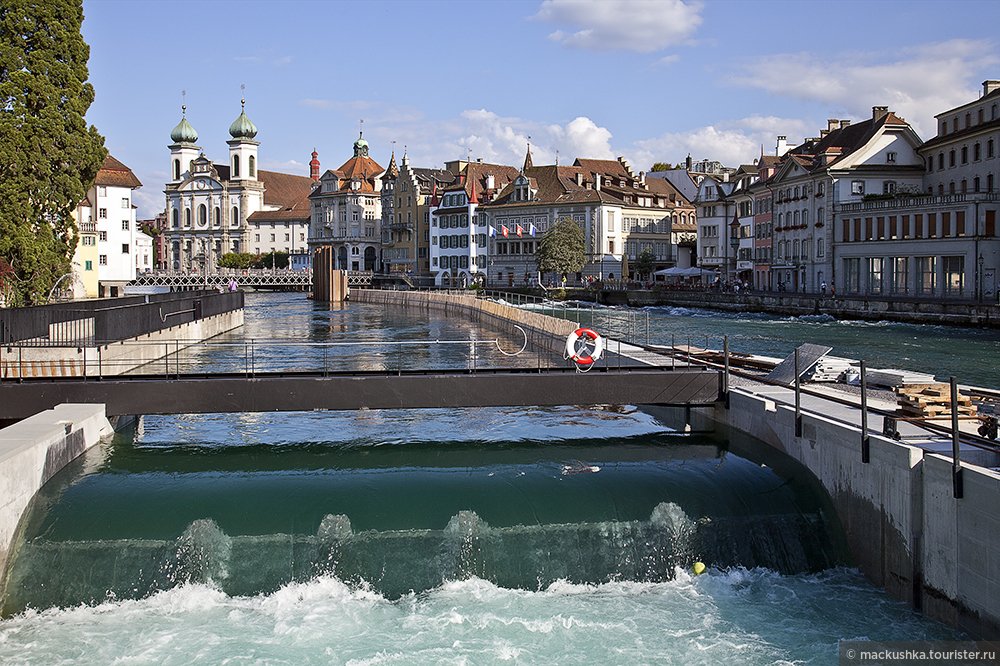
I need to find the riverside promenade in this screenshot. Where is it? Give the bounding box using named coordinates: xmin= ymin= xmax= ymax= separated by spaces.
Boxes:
xmin=353 ymin=287 xmax=1000 ymax=639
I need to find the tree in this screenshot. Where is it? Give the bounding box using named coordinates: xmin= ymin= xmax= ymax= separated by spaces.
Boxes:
xmin=536 ymin=217 xmax=586 ymax=278
xmin=650 ymin=162 xmax=674 ymax=172
xmin=635 ymin=247 xmax=656 ymax=279
xmin=0 ymin=0 xmax=107 ymax=305
xmin=218 ymin=252 xmax=257 ymax=270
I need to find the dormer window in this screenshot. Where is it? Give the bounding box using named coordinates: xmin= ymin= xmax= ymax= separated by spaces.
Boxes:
xmin=886 ymin=152 xmax=897 ymax=163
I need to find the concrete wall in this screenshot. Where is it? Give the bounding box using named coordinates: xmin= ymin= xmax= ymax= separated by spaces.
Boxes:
xmin=1 ymin=309 xmax=244 ymax=378
xmin=352 ymin=289 xmax=578 ymax=355
xmin=698 ymin=388 xmax=1000 ymax=639
xmin=0 ymin=404 xmax=112 ymax=594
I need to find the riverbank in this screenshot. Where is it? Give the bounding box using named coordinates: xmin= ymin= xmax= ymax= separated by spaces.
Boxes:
xmin=599 ymin=290 xmax=1000 ymax=327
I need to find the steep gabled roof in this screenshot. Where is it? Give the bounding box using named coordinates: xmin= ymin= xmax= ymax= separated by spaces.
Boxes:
xmin=257 ymin=170 xmax=315 ymax=209
xmin=95 ymin=155 xmax=142 ymax=189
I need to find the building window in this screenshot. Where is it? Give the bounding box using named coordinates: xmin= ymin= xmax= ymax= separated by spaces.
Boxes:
xmin=99 ymin=230 xmax=107 ymax=242
xmin=975 ymin=143 xmax=982 ymax=161
xmin=232 ymin=206 xmax=240 ymax=227
xmin=185 ymin=209 xmax=191 ymax=226
xmin=867 ymin=257 xmax=883 ymax=295
xmin=892 ymin=257 xmax=908 ymax=294
xmin=961 ymin=146 xmax=968 ymax=164
xmin=122 ymin=197 xmax=129 ymax=209
xmin=851 ymin=180 xmax=865 ymax=195
xmin=844 ymin=258 xmax=861 ymax=294
xmin=85 ymin=260 xmax=93 ymax=271
xmin=198 ymin=204 xmax=206 ymax=226
xmin=938 ymin=153 xmax=944 ymax=170
xmin=99 ymin=255 xmax=107 ymax=265
xmin=943 ymin=256 xmax=964 ymax=296
xmin=886 ymin=152 xmax=897 ymax=163
xmin=172 ymin=209 xmax=179 ymax=228
xmin=99 ymin=208 xmax=107 ymax=218
xmin=122 ymin=220 xmax=129 ymax=230
xmin=249 ymin=155 xmax=255 ymax=177
xmin=122 ymin=243 xmax=129 ymax=254
xmin=233 ymin=155 xmax=240 ymax=178
xmin=883 ymin=181 xmax=896 ymax=195
xmin=173 ymin=159 xmax=180 ymax=180
xmin=989 ymin=139 xmax=995 ymax=159
xmin=916 ymin=256 xmax=936 ymax=295
xmin=949 ymin=150 xmax=956 ymax=167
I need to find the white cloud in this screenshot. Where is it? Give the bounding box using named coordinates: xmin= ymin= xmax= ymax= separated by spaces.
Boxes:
xmin=652 ymin=55 xmax=681 ymax=68
xmin=532 ymin=0 xmax=703 ymax=53
xmin=732 ymin=39 xmax=999 ymax=137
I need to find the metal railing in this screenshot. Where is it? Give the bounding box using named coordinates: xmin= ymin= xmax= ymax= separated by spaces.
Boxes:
xmin=1 ymin=290 xmax=243 ymax=347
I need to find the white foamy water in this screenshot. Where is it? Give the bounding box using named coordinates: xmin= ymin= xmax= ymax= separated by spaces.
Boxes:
xmin=0 ymin=567 xmax=958 ymax=665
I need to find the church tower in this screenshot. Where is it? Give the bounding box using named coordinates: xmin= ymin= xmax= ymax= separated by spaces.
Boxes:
xmin=227 ymin=98 xmax=259 ymax=181
xmin=168 ymin=105 xmax=200 ymax=183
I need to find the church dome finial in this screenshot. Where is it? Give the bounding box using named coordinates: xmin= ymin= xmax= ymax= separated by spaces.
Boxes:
xmin=229 ymin=98 xmax=258 ymax=140
xmin=170 ymin=104 xmax=199 ymax=144
xmin=354 ymin=131 xmax=369 ymax=157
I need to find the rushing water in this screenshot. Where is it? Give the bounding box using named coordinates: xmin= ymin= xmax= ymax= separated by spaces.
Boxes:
xmin=0 ymin=293 xmax=971 ymax=664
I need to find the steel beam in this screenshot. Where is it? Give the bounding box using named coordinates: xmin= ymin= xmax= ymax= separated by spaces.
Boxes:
xmin=0 ymin=369 xmax=721 ymax=419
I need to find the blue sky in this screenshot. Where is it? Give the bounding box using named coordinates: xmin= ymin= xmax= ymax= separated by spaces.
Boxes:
xmin=79 ymin=0 xmax=1000 ymax=219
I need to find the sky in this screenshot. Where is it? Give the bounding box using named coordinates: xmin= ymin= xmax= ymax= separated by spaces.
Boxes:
xmin=78 ymin=0 xmax=1000 ymax=219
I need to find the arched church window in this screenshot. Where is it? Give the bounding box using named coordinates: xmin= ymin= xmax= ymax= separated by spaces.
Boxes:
xmin=249 ymin=155 xmax=255 ymax=178
xmin=184 ymin=208 xmax=191 ymax=226
xmin=233 ymin=155 xmax=240 ymax=178
xmin=232 ymin=207 xmax=240 ymax=227
xmin=198 ymin=204 xmax=207 ymax=226
xmin=172 ymin=209 xmax=179 ymax=228
xmin=214 ymin=207 xmax=221 ymax=226
xmin=173 ymin=159 xmax=180 ymax=181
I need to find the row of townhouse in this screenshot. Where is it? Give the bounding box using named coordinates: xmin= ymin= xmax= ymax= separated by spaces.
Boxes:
xmin=69 ymin=155 xmax=152 ymax=298
xmin=691 ymin=81 xmax=1000 ymax=300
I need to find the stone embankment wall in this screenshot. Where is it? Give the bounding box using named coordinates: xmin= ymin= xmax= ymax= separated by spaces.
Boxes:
xmin=352 ymin=289 xmax=578 ymax=354
xmin=1 ymin=309 xmax=244 ymax=379
xmin=0 ymin=404 xmax=112 ymax=595
xmin=605 ymin=290 xmax=999 ymax=327
xmin=677 ymin=391 xmax=1000 ymax=639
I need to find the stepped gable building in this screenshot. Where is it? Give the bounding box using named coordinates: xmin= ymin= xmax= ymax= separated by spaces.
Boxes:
xmin=72 ymin=155 xmax=145 ymax=298
xmin=767 ymin=107 xmax=925 ymax=294
xmin=429 ymin=158 xmax=519 ymax=286
xmin=308 ymin=133 xmax=385 ymax=271
xmin=477 ymin=150 xmax=695 ymax=286
xmin=163 ymin=102 xmax=315 ymax=272
xmin=382 ymin=153 xmax=455 ymax=279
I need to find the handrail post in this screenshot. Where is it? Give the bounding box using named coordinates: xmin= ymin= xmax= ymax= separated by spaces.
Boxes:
xmin=723 ymin=335 xmax=730 ymax=408
xmin=951 ymin=376 xmax=964 ymax=499
xmin=860 ymin=360 xmax=870 ymax=463
xmin=794 ymin=348 xmax=802 ymax=437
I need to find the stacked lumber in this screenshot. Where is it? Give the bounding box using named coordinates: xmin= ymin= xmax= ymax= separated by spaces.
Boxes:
xmin=895 ymin=383 xmax=975 ymax=418
xmin=804 ymin=357 xmax=854 ymax=382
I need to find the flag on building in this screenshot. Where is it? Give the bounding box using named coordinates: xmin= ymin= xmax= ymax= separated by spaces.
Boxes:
xmin=516 ymin=225 xmax=523 ymax=237
xmin=489 ymin=226 xmax=496 ymax=238
xmin=502 ymin=225 xmax=509 ymax=238
xmin=529 ymin=224 xmax=537 ymax=237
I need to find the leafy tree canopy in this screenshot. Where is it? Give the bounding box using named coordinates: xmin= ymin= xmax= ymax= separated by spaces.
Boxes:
xmin=650 ymin=162 xmax=674 ymax=172
xmin=635 ymin=248 xmax=656 ymax=278
xmin=0 ymin=0 xmax=106 ymax=305
xmin=536 ymin=217 xmax=586 ymax=276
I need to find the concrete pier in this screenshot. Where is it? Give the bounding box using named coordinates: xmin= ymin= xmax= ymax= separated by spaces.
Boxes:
xmin=0 ymin=404 xmax=112 ymax=594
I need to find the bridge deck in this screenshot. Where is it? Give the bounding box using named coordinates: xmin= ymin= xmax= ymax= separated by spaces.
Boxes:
xmin=0 ymin=367 xmax=721 ymax=419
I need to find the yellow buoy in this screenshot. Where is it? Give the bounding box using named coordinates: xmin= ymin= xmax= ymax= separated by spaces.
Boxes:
xmin=692 ymin=561 xmax=706 ymax=575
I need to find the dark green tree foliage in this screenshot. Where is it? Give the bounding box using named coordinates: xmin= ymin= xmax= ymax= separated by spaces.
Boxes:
xmin=536 ymin=217 xmax=586 ymax=277
xmin=0 ymin=0 xmax=106 ymax=305
xmin=650 ymin=162 xmax=674 ymax=172
xmin=635 ymin=247 xmax=655 ymax=279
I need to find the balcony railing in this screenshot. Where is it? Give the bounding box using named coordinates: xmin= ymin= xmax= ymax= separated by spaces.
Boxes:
xmin=839 ymin=191 xmax=999 ymax=213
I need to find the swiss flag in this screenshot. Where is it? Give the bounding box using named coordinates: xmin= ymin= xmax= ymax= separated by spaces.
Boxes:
xmin=516 ymin=225 xmax=523 ymax=237
xmin=502 ymin=225 xmax=509 ymax=238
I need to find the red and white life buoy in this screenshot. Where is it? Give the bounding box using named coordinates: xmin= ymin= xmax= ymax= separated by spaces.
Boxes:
xmin=565 ymin=328 xmax=603 ymax=366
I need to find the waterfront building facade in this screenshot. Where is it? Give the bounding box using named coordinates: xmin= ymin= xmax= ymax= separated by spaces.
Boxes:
xmin=833 ymin=86 xmax=1000 ymax=300
xmin=478 ymin=154 xmax=694 ymax=286
xmin=693 ymin=175 xmax=734 ymax=277
xmin=163 ymin=104 xmax=315 ymax=273
xmin=382 ymin=154 xmax=455 ymax=279
xmin=308 ymin=134 xmax=385 ymax=271
xmin=71 ymin=155 xmax=143 ymax=298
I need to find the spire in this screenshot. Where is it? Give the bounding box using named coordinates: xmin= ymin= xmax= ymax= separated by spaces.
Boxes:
xmin=523 ymin=139 xmax=533 ymax=171
xmin=385 ymin=152 xmax=399 ymax=180
xmin=310 ymin=148 xmax=321 ymax=181
xmin=170 ymin=101 xmax=198 ymax=144
xmin=469 ymin=172 xmax=479 ymax=204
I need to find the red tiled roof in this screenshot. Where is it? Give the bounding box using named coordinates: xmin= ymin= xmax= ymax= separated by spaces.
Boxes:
xmin=95 ymin=155 xmax=142 ymax=189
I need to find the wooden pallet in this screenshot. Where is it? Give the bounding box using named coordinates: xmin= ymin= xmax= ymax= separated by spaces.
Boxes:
xmin=895 ymin=382 xmax=975 ymax=418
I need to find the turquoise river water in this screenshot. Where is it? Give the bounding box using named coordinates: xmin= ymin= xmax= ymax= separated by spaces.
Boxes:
xmin=1 ymin=292 xmax=986 ymax=665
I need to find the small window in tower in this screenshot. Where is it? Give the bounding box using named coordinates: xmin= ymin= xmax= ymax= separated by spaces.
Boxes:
xmin=233 ymin=155 xmax=240 ymax=178
xmin=249 ymin=155 xmax=255 ymax=177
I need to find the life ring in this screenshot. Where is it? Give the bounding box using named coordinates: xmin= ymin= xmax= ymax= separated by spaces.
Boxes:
xmin=565 ymin=328 xmax=603 ymax=366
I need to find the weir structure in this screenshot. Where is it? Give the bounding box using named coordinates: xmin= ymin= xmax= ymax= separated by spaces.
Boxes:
xmin=2 ymin=287 xmax=999 ymax=639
